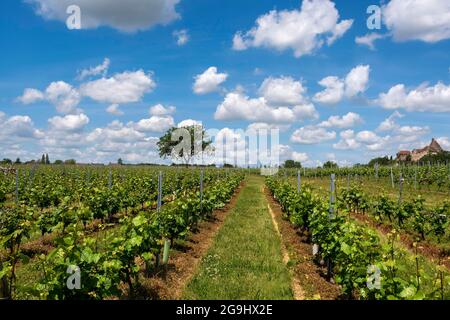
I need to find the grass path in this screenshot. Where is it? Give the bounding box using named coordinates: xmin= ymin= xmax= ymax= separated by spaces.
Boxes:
xmin=183 ymin=175 xmax=295 ymax=300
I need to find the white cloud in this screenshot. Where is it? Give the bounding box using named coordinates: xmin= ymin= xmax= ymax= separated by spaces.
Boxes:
xmin=149 ymin=104 xmax=176 ymax=116
xmin=344 ymin=65 xmax=370 ymax=97
xmin=215 ymin=91 xmax=318 ymax=123
xmin=313 ymin=76 xmax=344 ymax=104
xmin=314 ymin=65 xmax=370 ymax=104
xmin=134 ymin=116 xmax=175 ymax=133
xmin=383 ymin=0 xmax=450 ymax=43
xmin=258 ymin=76 xmax=307 ymax=105
xmin=193 ymin=67 xmax=228 ymax=95
xmin=377 ymin=111 xmax=403 ymax=131
xmin=45 ymin=81 xmax=81 ymax=114
xmin=292 ymin=151 xmax=309 ymax=162
xmin=290 ymin=125 xmax=336 ymax=144
xmin=355 ymin=33 xmax=387 ymax=50
xmin=48 ymin=113 xmax=89 ymax=132
xmin=232 ymin=0 xmax=353 ymax=58
xmin=178 ymin=119 xmax=202 ymax=128
xmin=16 ymin=88 xmax=45 ymax=104
xmin=0 ymin=114 xmax=43 ymax=140
xmin=80 ymin=70 xmax=156 ymax=104
xmin=377 ymin=82 xmax=450 ymax=112
xmin=319 ymin=112 xmax=363 ymax=129
xmin=356 ymin=130 xmax=381 ymax=144
xmin=27 ymin=0 xmax=181 ymax=33
xmin=173 ymin=29 xmax=189 ymax=46
xmin=333 ymin=130 xmax=360 ymax=150
xmin=106 ymin=104 xmax=124 ymax=116
xmin=87 ymin=121 xmax=146 ymax=144
xmin=77 ymin=58 xmax=110 ymax=80
xmin=437 ymin=137 xmax=450 ymax=150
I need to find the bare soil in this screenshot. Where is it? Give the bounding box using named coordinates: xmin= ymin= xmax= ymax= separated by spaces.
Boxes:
xmin=264 ymin=186 xmax=342 ymax=300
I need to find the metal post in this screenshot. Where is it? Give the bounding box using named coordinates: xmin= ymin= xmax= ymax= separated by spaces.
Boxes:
xmin=157 ymin=171 xmax=162 ymax=212
xmin=391 ymin=167 xmax=394 ymax=189
xmin=15 ymin=170 xmax=19 ymax=204
xmin=398 ymin=173 xmax=403 ymax=205
xmin=297 ymin=170 xmax=301 ymax=193
xmin=108 ymin=168 xmax=112 ymax=189
xmin=200 ymin=169 xmax=204 ymax=213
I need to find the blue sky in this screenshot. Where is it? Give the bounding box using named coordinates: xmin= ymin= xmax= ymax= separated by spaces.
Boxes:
xmin=0 ymin=0 xmax=449 ymax=166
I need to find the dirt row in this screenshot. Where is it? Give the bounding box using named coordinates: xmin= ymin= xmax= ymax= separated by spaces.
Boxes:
xmin=137 ymin=181 xmax=246 ymax=300
xmin=263 ymin=186 xmax=342 ymax=300
xmin=350 ymin=212 xmax=450 ymax=269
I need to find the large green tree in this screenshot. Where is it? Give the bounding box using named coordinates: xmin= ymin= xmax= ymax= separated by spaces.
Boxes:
xmin=158 ymin=125 xmax=213 ymax=166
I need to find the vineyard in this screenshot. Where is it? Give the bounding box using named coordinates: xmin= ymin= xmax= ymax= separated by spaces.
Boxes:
xmin=0 ymin=165 xmax=243 ymax=299
xmin=0 ymin=164 xmax=449 ymax=300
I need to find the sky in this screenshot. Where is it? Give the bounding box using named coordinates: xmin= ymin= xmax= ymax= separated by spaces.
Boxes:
xmin=0 ymin=0 xmax=449 ymax=167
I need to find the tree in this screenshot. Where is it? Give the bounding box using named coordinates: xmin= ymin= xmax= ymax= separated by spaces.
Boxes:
xmin=54 ymin=160 xmax=63 ymax=165
xmin=45 ymin=153 xmax=50 ymax=165
xmin=41 ymin=154 xmax=45 ymax=164
xmin=1 ymin=159 xmax=12 ymax=165
xmin=284 ymin=160 xmax=302 ymax=168
xmin=368 ymin=156 xmax=394 ymax=167
xmin=14 ymin=158 xmax=21 ymax=164
xmin=64 ymin=159 xmax=76 ymax=165
xmin=158 ymin=125 xmax=213 ymax=166
xmin=323 ymin=161 xmax=338 ymax=169
xmin=118 ymin=158 xmax=123 ymax=165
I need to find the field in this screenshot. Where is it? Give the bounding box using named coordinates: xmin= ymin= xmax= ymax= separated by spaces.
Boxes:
xmin=0 ymin=164 xmax=449 ymax=300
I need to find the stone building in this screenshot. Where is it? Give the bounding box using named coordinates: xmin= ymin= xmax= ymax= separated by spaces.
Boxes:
xmin=396 ymin=138 xmax=444 ymax=162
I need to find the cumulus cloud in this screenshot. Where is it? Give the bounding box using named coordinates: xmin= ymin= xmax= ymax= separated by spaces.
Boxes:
xmin=173 ymin=29 xmax=189 ymax=46
xmin=193 ymin=67 xmax=228 ymax=95
xmin=319 ymin=112 xmax=363 ymax=129
xmin=377 ymin=111 xmax=404 ymax=131
xmin=80 ymin=70 xmax=156 ymax=104
xmin=314 ymin=65 xmax=370 ymax=104
xmin=355 ymin=33 xmax=387 ymax=50
xmin=27 ymin=0 xmax=181 ymax=33
xmin=215 ymin=91 xmax=318 ymax=123
xmin=149 ymin=104 xmax=176 ymax=116
xmin=377 ymin=82 xmax=450 ymax=112
xmin=437 ymin=137 xmax=450 ymax=150
xmin=232 ymin=0 xmax=353 ymax=58
xmin=382 ymin=0 xmax=450 ymax=43
xmin=48 ymin=113 xmax=89 ymax=132
xmin=134 ymin=116 xmax=175 ymax=133
xmin=77 ymin=58 xmax=110 ymax=80
xmin=106 ymin=104 xmax=124 ymax=116
xmin=290 ymin=125 xmax=336 ymax=144
xmin=178 ymin=119 xmax=202 ymax=128
xmin=292 ymin=151 xmax=309 ymax=162
xmin=333 ymin=130 xmax=360 ymax=150
xmin=16 ymin=88 xmax=45 ymax=104
xmin=0 ymin=113 xmax=43 ymax=141
xmin=258 ymin=76 xmax=307 ymax=105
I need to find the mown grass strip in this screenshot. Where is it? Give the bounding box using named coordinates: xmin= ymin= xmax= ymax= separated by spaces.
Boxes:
xmin=183 ymin=176 xmax=293 ymax=300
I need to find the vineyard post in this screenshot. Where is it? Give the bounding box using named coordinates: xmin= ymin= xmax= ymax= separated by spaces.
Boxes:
xmin=347 ymin=174 xmax=350 ymax=189
xmin=398 ymin=173 xmax=403 ymax=205
xmin=157 ymin=171 xmax=162 ymax=212
xmin=375 ymin=163 xmax=379 ymax=179
xmin=327 ymin=174 xmax=336 ymax=280
xmin=15 ymin=169 xmax=19 ymax=203
xmin=200 ymin=169 xmax=204 ymax=213
xmin=108 ymin=167 xmax=112 ymax=189
xmin=391 ymin=167 xmax=394 ymax=189
xmin=414 ymin=165 xmax=418 ymax=190
xmin=297 ymin=170 xmax=301 ymax=193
